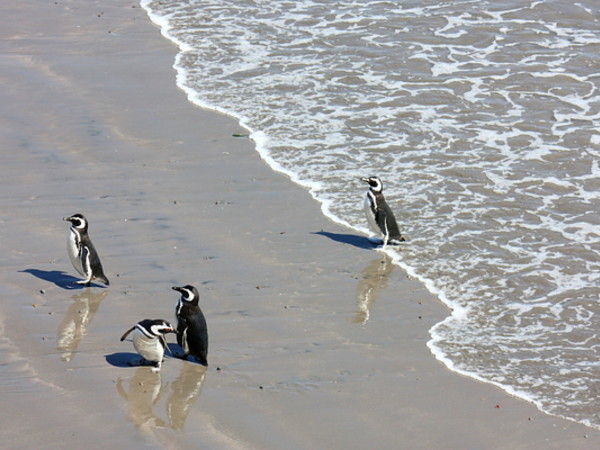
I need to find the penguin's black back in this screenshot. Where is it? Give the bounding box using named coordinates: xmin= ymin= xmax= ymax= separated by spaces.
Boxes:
xmin=177 ymin=304 xmax=208 ymax=366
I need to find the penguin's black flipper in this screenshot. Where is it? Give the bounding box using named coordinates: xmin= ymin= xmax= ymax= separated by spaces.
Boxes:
xmin=377 ymin=204 xmax=404 ymax=243
xmin=176 ymin=317 xmax=188 ymax=349
xmin=120 ymin=325 xmax=136 ymax=341
xmin=88 ymin=243 xmax=109 ymax=285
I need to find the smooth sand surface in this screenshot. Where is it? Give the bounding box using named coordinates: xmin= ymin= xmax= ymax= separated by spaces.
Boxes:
xmin=1 ymin=1 xmax=598 ymax=448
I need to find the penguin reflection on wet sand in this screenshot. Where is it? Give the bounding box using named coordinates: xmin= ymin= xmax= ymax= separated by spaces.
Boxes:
xmin=167 ymin=364 xmax=207 ymax=431
xmin=353 ymin=255 xmax=394 ymax=325
xmin=63 ymin=213 xmax=109 ymax=286
xmin=172 ymin=285 xmax=209 ymax=366
xmin=116 ymin=367 xmax=168 ymax=431
xmin=57 ymin=288 xmax=109 ymax=361
xmin=120 ymin=319 xmax=175 ymax=372
xmin=360 ymin=176 xmax=405 ymax=247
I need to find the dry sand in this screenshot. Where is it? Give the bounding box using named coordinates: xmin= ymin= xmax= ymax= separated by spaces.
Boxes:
xmin=1 ymin=1 xmax=598 ymax=448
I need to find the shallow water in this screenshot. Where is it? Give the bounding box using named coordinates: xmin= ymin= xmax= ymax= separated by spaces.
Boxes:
xmin=141 ymin=0 xmax=600 ymax=428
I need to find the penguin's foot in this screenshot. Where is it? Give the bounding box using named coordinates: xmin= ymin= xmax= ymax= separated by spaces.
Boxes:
xmin=381 ymin=238 xmax=405 ymax=248
xmin=75 ymin=279 xmax=92 ymax=286
xmin=389 ymin=237 xmax=406 ymax=244
xmin=175 ymin=352 xmax=189 ymax=360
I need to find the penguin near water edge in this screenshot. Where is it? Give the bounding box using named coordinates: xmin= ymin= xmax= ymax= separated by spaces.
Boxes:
xmin=63 ymin=213 xmax=109 ymax=286
xmin=172 ymin=285 xmax=209 ymax=366
xmin=360 ymin=176 xmax=405 ymax=247
xmin=120 ymin=319 xmax=175 ymax=372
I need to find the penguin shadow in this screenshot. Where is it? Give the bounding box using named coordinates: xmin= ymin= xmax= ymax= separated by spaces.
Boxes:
xmin=105 ymin=351 xmax=143 ymax=368
xmin=57 ymin=288 xmax=109 ymax=362
xmin=353 ymin=254 xmax=394 ymax=324
xmin=166 ymin=343 xmax=207 ymax=366
xmin=312 ymin=231 xmax=378 ymax=250
xmin=19 ymin=268 xmax=107 ymax=290
xmin=167 ymin=343 xmax=183 ymax=359
xmin=106 ymin=347 xmax=176 ymax=369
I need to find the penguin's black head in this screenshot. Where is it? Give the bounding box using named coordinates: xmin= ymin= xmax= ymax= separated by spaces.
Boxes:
xmin=361 ymin=176 xmax=383 ymax=192
xmin=172 ymin=285 xmax=200 ymax=304
xmin=63 ymin=213 xmax=88 ymax=230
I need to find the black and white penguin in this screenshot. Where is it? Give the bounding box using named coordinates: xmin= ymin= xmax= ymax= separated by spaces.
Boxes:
xmin=361 ymin=176 xmax=405 ymax=246
xmin=172 ymin=285 xmax=208 ymax=366
xmin=120 ymin=319 xmax=174 ymax=372
xmin=63 ymin=213 xmax=109 ymax=286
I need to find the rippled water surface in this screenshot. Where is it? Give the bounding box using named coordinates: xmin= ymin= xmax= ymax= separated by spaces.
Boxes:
xmin=141 ymin=0 xmax=600 ymax=428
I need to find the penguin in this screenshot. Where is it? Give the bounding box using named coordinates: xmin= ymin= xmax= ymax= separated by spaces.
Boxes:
xmin=120 ymin=319 xmax=174 ymax=372
xmin=63 ymin=213 xmax=109 ymax=286
xmin=172 ymin=285 xmax=208 ymax=366
xmin=360 ymin=176 xmax=405 ymax=246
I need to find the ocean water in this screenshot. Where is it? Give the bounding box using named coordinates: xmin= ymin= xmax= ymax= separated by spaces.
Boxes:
xmin=140 ymin=0 xmax=600 ymax=429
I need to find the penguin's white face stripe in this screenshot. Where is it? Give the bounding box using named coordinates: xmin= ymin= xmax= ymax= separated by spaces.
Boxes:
xmin=70 ymin=217 xmax=87 ymax=230
xmin=369 ymin=178 xmax=383 ymax=192
xmin=150 ymin=324 xmax=173 ymax=336
xmin=180 ymin=288 xmax=195 ymax=303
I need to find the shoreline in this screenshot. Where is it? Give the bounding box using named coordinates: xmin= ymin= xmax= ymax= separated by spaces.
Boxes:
xmin=0 ymin=1 xmax=597 ymax=448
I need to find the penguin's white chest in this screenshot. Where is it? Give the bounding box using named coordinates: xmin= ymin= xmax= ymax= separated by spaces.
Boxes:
xmin=132 ymin=330 xmax=164 ymax=363
xmin=363 ymin=194 xmax=379 ymax=235
xmin=67 ymin=229 xmax=84 ymax=276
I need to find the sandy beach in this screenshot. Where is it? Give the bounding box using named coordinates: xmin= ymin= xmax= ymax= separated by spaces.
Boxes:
xmin=1 ymin=1 xmax=598 ymax=448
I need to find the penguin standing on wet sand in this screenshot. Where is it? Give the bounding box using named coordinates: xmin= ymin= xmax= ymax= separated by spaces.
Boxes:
xmin=172 ymin=285 xmax=208 ymax=366
xmin=361 ymin=176 xmax=405 ymax=247
xmin=63 ymin=213 xmax=109 ymax=286
xmin=120 ymin=319 xmax=175 ymax=372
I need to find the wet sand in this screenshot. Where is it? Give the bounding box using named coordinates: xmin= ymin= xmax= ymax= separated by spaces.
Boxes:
xmin=0 ymin=1 xmax=598 ymax=448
